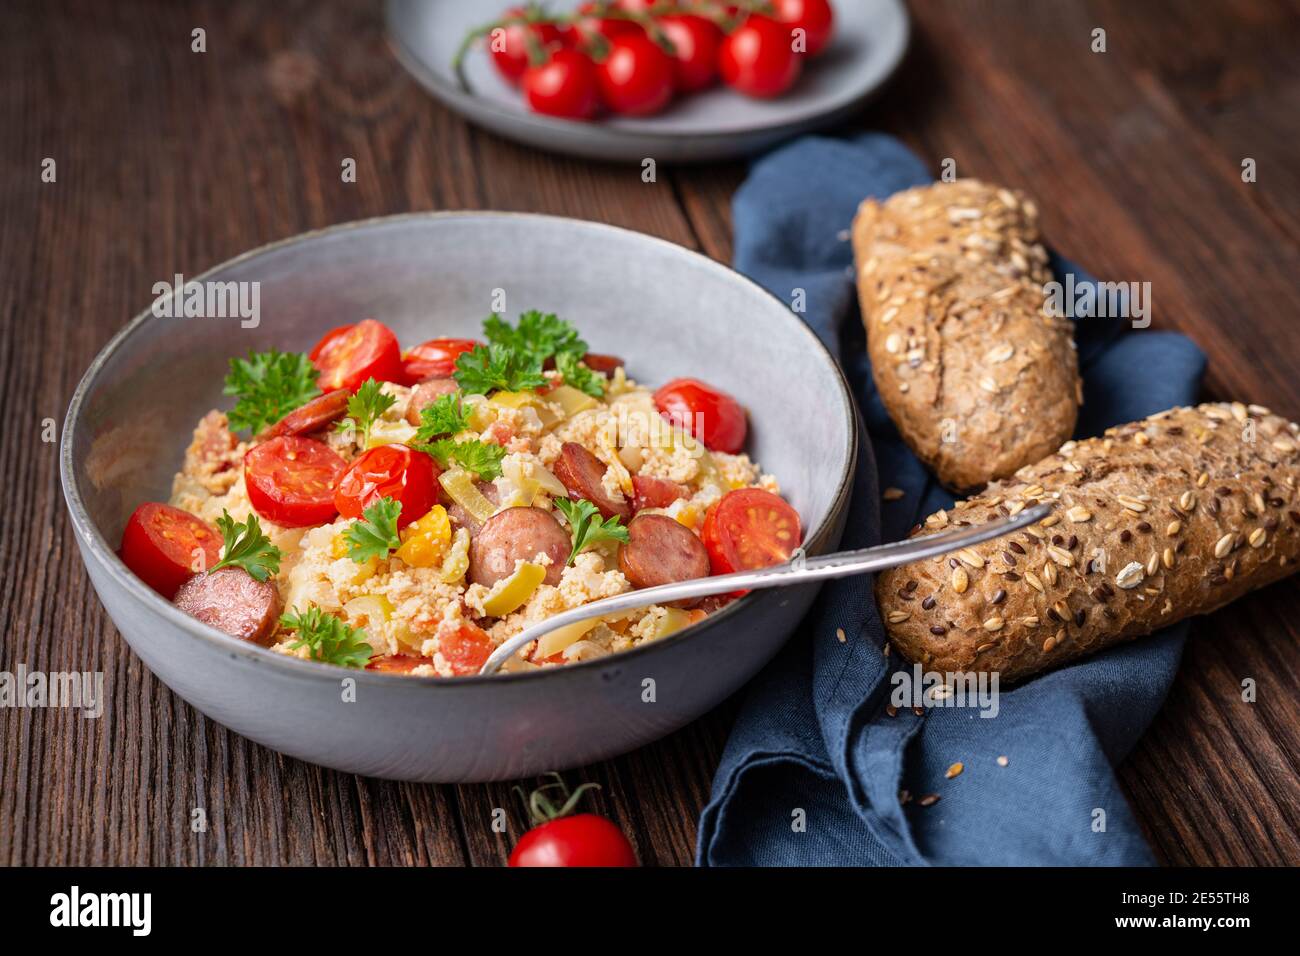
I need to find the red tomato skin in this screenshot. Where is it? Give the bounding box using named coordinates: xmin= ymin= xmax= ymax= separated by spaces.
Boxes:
xmin=401 ymin=338 xmax=479 ymax=385
xmin=334 ymin=444 xmax=439 ymax=529
xmin=524 ymin=49 xmax=601 ymax=119
xmin=657 ymin=14 xmax=724 ymax=93
xmin=702 ymin=488 xmax=803 ymax=576
xmin=596 ymin=34 xmax=675 ymax=116
xmin=438 ymin=621 xmax=495 ymax=676
xmin=652 ymin=377 xmax=748 ymax=453
xmin=718 ymin=15 xmax=803 ymax=98
xmin=309 ymin=319 xmax=404 ymax=392
xmin=772 ymin=0 xmax=835 ymax=56
xmin=509 ymin=814 xmax=638 ymax=867
xmin=366 ymin=654 xmax=432 ymax=674
xmin=120 ymin=503 xmax=222 ymax=598
xmin=490 ymin=8 xmax=570 ymax=84
xmin=573 ymin=3 xmax=644 ymax=42
xmin=245 ymin=436 xmax=348 ymax=528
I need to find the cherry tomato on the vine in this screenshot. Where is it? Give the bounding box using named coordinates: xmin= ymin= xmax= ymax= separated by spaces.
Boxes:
xmin=657 ymin=13 xmax=724 ymax=93
xmin=508 ymin=775 xmax=638 ymax=868
xmin=596 ymin=33 xmax=675 ymax=116
xmin=718 ymin=14 xmax=803 ymax=99
xmin=572 ymin=2 xmax=644 ymax=43
xmin=772 ymin=0 xmax=835 ymax=57
xmin=524 ymin=48 xmax=600 ymax=119
xmin=488 ymin=6 xmax=571 ymax=84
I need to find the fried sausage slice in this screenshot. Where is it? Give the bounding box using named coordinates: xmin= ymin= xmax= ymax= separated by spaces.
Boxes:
xmin=258 ymin=389 xmax=350 ymax=441
xmin=469 ymin=506 xmax=571 ymax=588
xmin=173 ymin=567 xmax=282 ymax=643
xmin=618 ymin=514 xmax=710 ymax=607
xmin=553 ymin=442 xmax=631 ymax=520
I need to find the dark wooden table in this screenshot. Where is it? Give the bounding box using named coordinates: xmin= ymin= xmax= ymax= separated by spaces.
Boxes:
xmin=3 ymin=0 xmax=1298 ymax=866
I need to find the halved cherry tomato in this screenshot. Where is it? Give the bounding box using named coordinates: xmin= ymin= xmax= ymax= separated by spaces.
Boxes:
xmin=657 ymin=13 xmax=724 ymax=93
xmin=719 ymin=15 xmax=803 ymax=98
xmin=334 ymin=444 xmax=439 ymax=529
xmin=401 ymin=337 xmax=480 ymax=385
xmin=631 ymin=474 xmax=688 ymax=511
xmin=524 ymin=48 xmax=601 ymax=119
xmin=652 ymin=377 xmax=748 ymax=454
xmin=596 ymin=33 xmax=675 ymax=116
xmin=119 ymin=502 xmax=222 ymax=598
xmin=702 ymin=488 xmax=802 ymax=575
xmin=245 ymin=436 xmax=347 ymax=528
xmin=438 ymin=620 xmax=495 ymax=676
xmin=258 ymin=388 xmax=350 ymax=440
xmin=772 ymin=0 xmax=835 ymax=57
xmin=367 ymin=654 xmax=432 ymax=674
xmin=489 ymin=7 xmax=571 ymax=84
xmin=309 ymin=319 xmax=403 ymax=392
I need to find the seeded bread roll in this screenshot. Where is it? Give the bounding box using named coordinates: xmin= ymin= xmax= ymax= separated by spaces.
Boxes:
xmin=877 ymin=402 xmax=1300 ymax=683
xmin=853 ymin=179 xmax=1081 ymax=492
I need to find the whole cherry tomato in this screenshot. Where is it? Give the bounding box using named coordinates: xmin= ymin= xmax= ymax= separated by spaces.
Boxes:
xmin=772 ymin=0 xmax=835 ymax=57
xmin=596 ymin=33 xmax=675 ymax=116
xmin=572 ymin=2 xmax=644 ymax=43
xmin=508 ymin=775 xmax=638 ymax=868
xmin=401 ymin=337 xmax=480 ymax=385
xmin=489 ymin=6 xmax=571 ymax=84
xmin=524 ymin=48 xmax=601 ymax=119
xmin=309 ymin=319 xmax=403 ymax=392
xmin=119 ymin=502 xmax=222 ymax=598
xmin=245 ymin=436 xmax=348 ymax=528
xmin=718 ymin=14 xmax=803 ymax=98
xmin=652 ymin=377 xmax=748 ymax=453
xmin=334 ymin=443 xmax=439 ymax=530
xmin=657 ymin=13 xmax=724 ymax=93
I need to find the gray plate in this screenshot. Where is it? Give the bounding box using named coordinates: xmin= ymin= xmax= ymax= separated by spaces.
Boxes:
xmin=386 ymin=0 xmax=910 ymax=163
xmin=61 ymin=212 xmax=857 ymax=782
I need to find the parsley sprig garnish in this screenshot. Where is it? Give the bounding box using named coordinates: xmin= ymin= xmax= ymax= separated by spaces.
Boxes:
xmin=343 ymin=497 xmax=403 ymax=563
xmin=335 ymin=378 xmax=396 ymax=447
xmin=419 ymin=438 xmax=506 ymax=481
xmin=278 ymin=607 xmax=372 ymax=668
xmin=414 ymin=392 xmax=473 ymax=444
xmin=453 ymin=343 xmax=547 ymax=395
xmin=484 ymin=310 xmax=587 ymax=364
xmin=209 ymin=510 xmax=282 ymax=581
xmin=553 ymin=498 xmax=630 ymax=566
xmin=555 ymin=350 xmax=606 ymax=399
xmin=223 ymin=349 xmax=321 ymax=435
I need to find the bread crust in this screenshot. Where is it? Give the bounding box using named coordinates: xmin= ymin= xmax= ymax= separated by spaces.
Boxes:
xmin=877 ymin=402 xmax=1300 ymax=683
xmin=852 ymin=179 xmax=1081 ymax=492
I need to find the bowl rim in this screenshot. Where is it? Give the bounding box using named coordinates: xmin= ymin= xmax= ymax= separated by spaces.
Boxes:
xmin=383 ymin=0 xmax=912 ymax=144
xmin=60 ymin=210 xmax=858 ymax=688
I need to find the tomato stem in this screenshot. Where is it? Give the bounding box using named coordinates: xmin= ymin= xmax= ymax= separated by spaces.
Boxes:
xmin=514 ymin=772 xmax=601 ymax=826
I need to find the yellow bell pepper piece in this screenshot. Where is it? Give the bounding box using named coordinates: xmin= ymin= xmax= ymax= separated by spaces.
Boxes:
xmin=439 ymin=468 xmax=497 ymax=525
xmin=481 ymin=562 xmax=546 ymax=618
xmin=534 ymin=617 xmax=601 ymax=660
xmin=652 ymin=607 xmax=694 ymax=640
xmin=548 ymin=384 xmax=599 ymax=418
xmin=490 ymin=391 xmax=538 ymax=410
xmin=440 ymin=527 xmax=471 ymax=584
xmin=395 ymin=505 xmax=452 ymax=567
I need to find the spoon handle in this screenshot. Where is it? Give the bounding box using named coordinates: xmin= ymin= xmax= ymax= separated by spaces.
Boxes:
xmin=478 ymin=502 xmax=1052 ymax=674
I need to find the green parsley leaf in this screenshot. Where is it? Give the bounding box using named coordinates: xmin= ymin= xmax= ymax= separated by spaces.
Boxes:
xmin=223 ymin=348 xmax=321 ymax=435
xmin=278 ymin=606 xmax=372 ymax=668
xmin=553 ymin=497 xmax=630 ymax=566
xmin=335 ymin=378 xmax=396 ymax=447
xmin=484 ymin=310 xmax=587 ymax=363
xmin=416 ymin=437 xmax=506 ymax=482
xmin=414 ymin=391 xmax=473 ymax=444
xmin=209 ymin=510 xmax=282 ymax=582
xmin=453 ymin=344 xmax=547 ymax=396
xmin=342 ymin=497 xmax=403 ymax=563
xmin=555 ymin=351 xmax=606 ymax=399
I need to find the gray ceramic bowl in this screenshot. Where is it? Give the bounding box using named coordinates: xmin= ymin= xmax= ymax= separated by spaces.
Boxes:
xmin=60 ymin=213 xmax=856 ymax=782
xmin=387 ymin=0 xmax=911 ymax=163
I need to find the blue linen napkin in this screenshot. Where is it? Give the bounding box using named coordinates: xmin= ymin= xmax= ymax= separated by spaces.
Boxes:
xmin=696 ymin=134 xmax=1207 ymax=866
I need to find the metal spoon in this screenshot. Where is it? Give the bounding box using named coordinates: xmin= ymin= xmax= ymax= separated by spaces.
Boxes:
xmin=478 ymin=503 xmax=1051 ymax=675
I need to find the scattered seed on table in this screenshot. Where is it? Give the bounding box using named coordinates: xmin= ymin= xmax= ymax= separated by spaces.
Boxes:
xmin=946 ymin=762 xmax=964 ymax=779
xmin=918 ymin=794 xmax=941 ymax=808
xmin=996 ymin=755 xmax=1009 ymax=767
xmin=835 ymin=627 xmax=846 ymax=643
xmin=883 ymin=486 xmax=906 ymax=501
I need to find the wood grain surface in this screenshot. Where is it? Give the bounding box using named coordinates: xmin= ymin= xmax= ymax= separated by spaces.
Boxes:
xmin=2 ymin=0 xmax=1297 ymax=866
